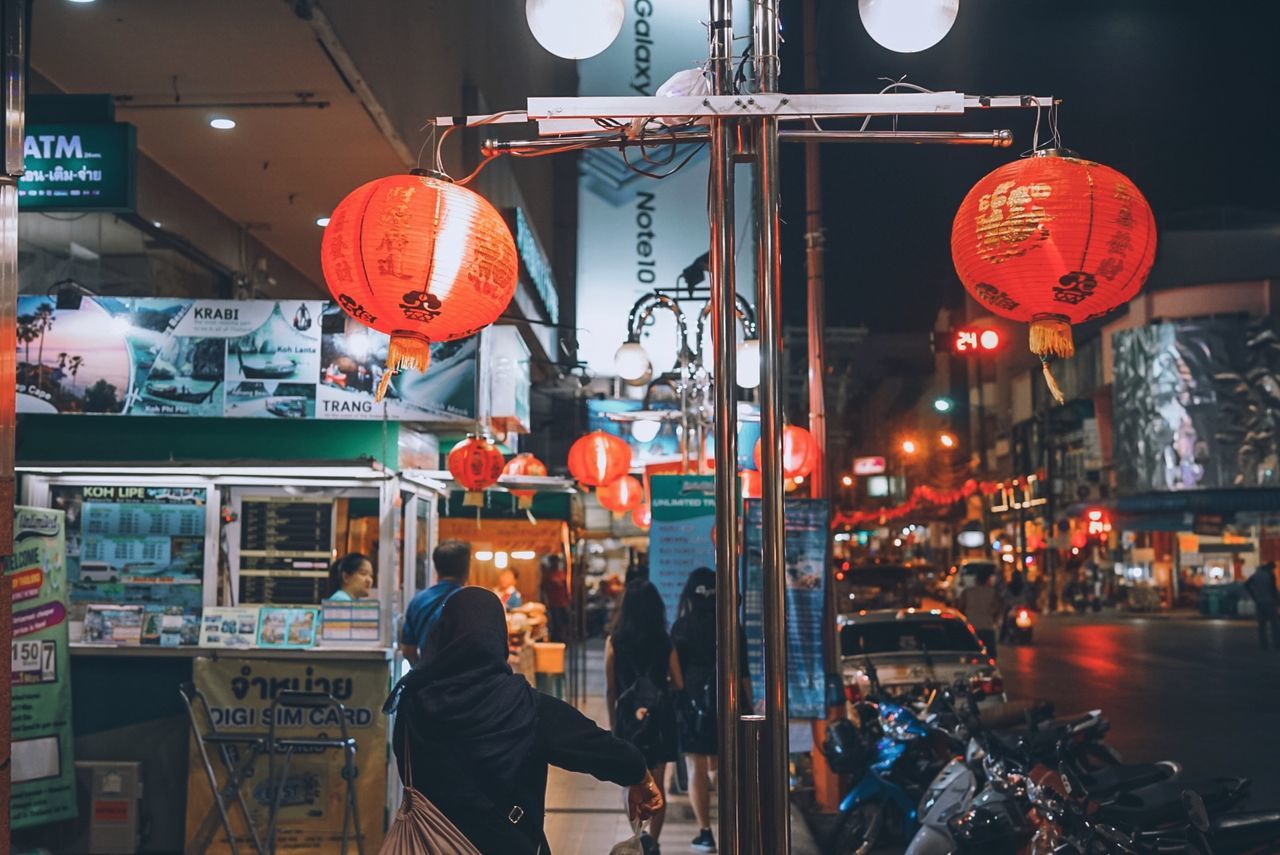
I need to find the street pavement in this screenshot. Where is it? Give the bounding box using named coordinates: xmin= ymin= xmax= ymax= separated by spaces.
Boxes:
xmin=998 ymin=611 xmax=1280 ymax=809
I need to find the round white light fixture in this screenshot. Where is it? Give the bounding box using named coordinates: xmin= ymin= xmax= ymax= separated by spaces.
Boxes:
xmin=614 ymin=340 xmax=652 ymax=383
xmin=632 ymin=419 xmax=662 ymax=444
xmin=858 ymin=0 xmax=959 ymax=53
xmin=736 ymin=339 xmax=761 ymax=389
xmin=315 ymin=217 xmax=331 ymax=227
xmin=209 ymin=117 xmax=237 ymax=130
xmin=933 ymin=397 xmax=953 ymax=413
xmin=526 ymin=0 xmax=625 ymax=60
xmin=67 ymin=0 xmax=96 ymax=4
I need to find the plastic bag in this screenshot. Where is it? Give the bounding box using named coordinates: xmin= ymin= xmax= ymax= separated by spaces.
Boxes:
xmin=379 ymin=785 xmax=482 ymax=855
xmin=608 ymin=820 xmax=651 ymax=855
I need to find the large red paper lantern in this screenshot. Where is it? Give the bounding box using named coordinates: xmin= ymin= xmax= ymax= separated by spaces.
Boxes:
xmin=740 ymin=468 xmax=762 ymax=500
xmin=752 ymin=425 xmax=818 ymax=479
xmin=952 ymin=151 xmax=1156 ymax=402
xmin=447 ymin=435 xmax=505 ymax=506
xmin=502 ymin=453 xmax=547 ymax=508
xmin=567 ymin=431 xmax=632 ymax=487
xmin=598 ymin=475 xmax=644 ymax=515
xmin=631 ymin=502 xmax=652 ymax=530
xmin=321 ymin=172 xmax=518 ymax=400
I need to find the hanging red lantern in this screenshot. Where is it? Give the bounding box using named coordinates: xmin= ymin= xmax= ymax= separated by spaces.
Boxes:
xmin=631 ymin=502 xmax=652 ymax=530
xmin=321 ymin=172 xmax=518 ymax=401
xmin=567 ymin=430 xmax=632 ymax=487
xmin=951 ymin=151 xmax=1156 ymax=403
xmin=598 ymin=475 xmax=644 ymax=515
xmin=502 ymin=453 xmax=547 ymax=509
xmin=740 ymin=468 xmax=762 ymax=500
xmin=447 ymin=435 xmax=505 ymax=506
xmin=752 ymin=425 xmax=818 ymax=479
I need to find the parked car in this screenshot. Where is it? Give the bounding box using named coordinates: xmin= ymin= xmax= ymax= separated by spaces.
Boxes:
xmin=835 ymin=563 xmax=924 ymax=613
xmin=838 ymin=608 xmax=1002 ymax=704
xmin=938 ymin=559 xmax=999 ymax=605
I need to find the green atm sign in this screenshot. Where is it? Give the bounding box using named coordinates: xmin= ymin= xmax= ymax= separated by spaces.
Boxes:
xmin=18 ymin=122 xmax=137 ymax=212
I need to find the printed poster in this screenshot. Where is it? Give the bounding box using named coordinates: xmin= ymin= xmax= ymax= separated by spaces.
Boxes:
xmin=649 ymin=475 xmax=716 ymax=627
xmin=185 ymin=657 xmax=390 ymax=854
xmin=14 ymin=296 xmax=476 ymax=422
xmin=256 ymin=607 xmax=320 ymax=649
xmin=82 ymin=604 xmax=144 ymax=645
xmin=49 ymin=483 xmax=207 ymax=609
xmin=9 ymin=506 xmax=77 ymax=829
xmin=199 ymin=606 xmax=261 ymax=649
xmin=743 ymin=499 xmax=829 ymax=718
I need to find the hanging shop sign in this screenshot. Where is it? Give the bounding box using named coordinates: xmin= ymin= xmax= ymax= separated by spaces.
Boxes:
xmin=9 ymin=507 xmax=77 ymax=830
xmin=853 ymin=456 xmax=886 ymax=476
xmin=14 ymin=297 xmax=476 ymax=421
xmin=487 ymin=326 xmax=532 ymax=435
xmin=743 ymin=499 xmax=829 ymax=719
xmin=184 ymin=657 xmax=388 ymax=854
xmin=19 ymin=122 xmax=137 ymax=212
xmin=649 ymin=475 xmax=716 ymax=628
xmin=575 ymin=0 xmax=755 ymax=375
xmin=506 ymin=208 xmax=559 ymax=325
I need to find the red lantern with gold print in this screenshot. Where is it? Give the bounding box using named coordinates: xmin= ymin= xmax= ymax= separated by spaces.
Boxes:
xmin=597 ymin=475 xmax=644 ymax=515
xmin=447 ymin=435 xmax=505 ymax=507
xmin=951 ymin=151 xmax=1156 ymax=402
xmin=567 ymin=431 xmax=632 ymax=487
xmin=502 ymin=453 xmax=547 ymax=509
xmin=321 ymin=171 xmax=518 ymax=401
xmin=752 ymin=425 xmax=818 ymax=480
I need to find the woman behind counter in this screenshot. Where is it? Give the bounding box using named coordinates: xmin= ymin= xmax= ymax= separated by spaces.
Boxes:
xmin=327 ymin=552 xmax=373 ymax=601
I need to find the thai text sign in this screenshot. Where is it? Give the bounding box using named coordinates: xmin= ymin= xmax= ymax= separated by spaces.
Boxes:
xmin=19 ymin=123 xmax=137 ymax=211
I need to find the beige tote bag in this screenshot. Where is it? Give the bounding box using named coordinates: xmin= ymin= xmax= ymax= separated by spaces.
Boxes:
xmin=380 ymin=727 xmax=482 ymax=855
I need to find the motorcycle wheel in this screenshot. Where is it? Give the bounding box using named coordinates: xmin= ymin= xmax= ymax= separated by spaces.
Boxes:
xmin=826 ymin=800 xmax=888 ymax=855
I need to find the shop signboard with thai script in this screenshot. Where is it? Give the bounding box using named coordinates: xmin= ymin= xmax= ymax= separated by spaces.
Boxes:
xmin=575 ymin=1 xmax=755 ymax=375
xmin=19 ymin=122 xmax=137 ymax=211
xmin=15 ymin=296 xmax=475 ymax=421
xmin=185 ymin=657 xmax=389 ymax=854
xmin=9 ymin=507 xmax=77 ymax=829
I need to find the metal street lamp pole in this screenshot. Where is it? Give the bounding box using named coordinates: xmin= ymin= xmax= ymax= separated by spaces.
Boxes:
xmin=752 ymin=0 xmax=791 ymax=850
xmin=707 ymin=1 xmax=743 ymax=852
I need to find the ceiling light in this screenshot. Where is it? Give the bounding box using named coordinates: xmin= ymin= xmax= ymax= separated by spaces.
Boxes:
xmin=67 ymin=0 xmax=96 ymax=4
xmin=209 ymin=117 xmax=237 ymax=130
xmin=526 ymin=0 xmax=625 ymax=60
xmin=152 ymin=221 xmax=162 ymax=228
xmin=315 ymin=217 xmax=330 ymax=227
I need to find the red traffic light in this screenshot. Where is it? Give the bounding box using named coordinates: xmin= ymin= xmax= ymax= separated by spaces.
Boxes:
xmin=952 ymin=327 xmax=1001 ymax=354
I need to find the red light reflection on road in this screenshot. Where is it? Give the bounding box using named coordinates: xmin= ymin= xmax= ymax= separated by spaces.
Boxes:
xmin=1060 ymin=623 xmax=1126 ymax=680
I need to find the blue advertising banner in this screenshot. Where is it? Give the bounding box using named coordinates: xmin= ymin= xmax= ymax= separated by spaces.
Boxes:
xmin=15 ymin=297 xmax=475 ymax=421
xmin=743 ymin=499 xmax=829 ymax=718
xmin=648 ymin=475 xmax=716 ymax=628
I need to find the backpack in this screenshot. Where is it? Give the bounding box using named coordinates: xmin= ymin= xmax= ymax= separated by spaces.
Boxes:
xmin=613 ymin=673 xmax=666 ymax=755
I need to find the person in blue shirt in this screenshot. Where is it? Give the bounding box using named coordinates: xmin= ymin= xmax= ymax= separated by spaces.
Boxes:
xmin=400 ymin=539 xmax=471 ymax=666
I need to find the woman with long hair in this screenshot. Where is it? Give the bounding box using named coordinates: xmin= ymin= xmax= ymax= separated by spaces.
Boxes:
xmin=671 ymin=567 xmax=719 ymax=852
xmin=386 ymin=588 xmax=662 ymax=853
xmin=606 ymin=579 xmax=683 ymax=851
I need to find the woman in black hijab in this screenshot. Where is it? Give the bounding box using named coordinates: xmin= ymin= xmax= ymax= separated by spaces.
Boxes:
xmin=385 ymin=587 xmax=662 ymax=854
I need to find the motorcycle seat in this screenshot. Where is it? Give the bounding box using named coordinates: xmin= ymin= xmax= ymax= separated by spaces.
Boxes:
xmin=1097 ymin=778 xmax=1250 ymax=830
xmin=1076 ymin=763 xmax=1174 ymax=799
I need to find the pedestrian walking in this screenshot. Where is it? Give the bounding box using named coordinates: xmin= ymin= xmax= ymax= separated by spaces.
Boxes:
xmin=1244 ymin=561 xmax=1279 ymax=651
xmin=959 ymin=565 xmax=1003 ymax=657
xmin=607 ymin=579 xmax=683 ymax=852
xmin=540 ymin=554 xmax=572 ymax=644
xmin=386 ymin=588 xmax=662 ymax=854
xmin=400 ymin=539 xmax=470 ymax=666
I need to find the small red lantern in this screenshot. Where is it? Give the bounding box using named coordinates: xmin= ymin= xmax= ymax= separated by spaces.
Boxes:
xmin=752 ymin=425 xmax=818 ymax=479
xmin=321 ymin=172 xmax=518 ymax=400
xmin=631 ymin=502 xmax=652 ymax=530
xmin=952 ymin=151 xmax=1156 ymax=402
xmin=567 ymin=431 xmax=632 ymax=487
xmin=598 ymin=475 xmax=644 ymax=515
xmin=740 ymin=468 xmax=762 ymax=500
xmin=503 ymin=453 xmax=547 ymax=509
xmin=447 ymin=435 xmax=505 ymax=506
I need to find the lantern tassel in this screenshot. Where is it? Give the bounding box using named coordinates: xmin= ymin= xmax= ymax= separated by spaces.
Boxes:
xmin=1029 ymin=316 xmax=1075 ymax=359
xmin=526 ymin=508 xmax=538 ymax=526
xmin=375 ymin=334 xmax=433 ymax=402
xmin=1040 ymin=358 xmax=1066 ymax=405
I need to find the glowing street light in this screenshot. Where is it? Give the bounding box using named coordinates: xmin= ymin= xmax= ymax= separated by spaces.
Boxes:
xmin=939 ymin=432 xmax=957 ymax=449
xmin=901 ymin=439 xmax=919 ymax=455
xmin=933 ymin=396 xmax=954 ymax=413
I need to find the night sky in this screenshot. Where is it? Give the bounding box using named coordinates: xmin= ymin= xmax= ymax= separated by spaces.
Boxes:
xmin=776 ymin=0 xmax=1280 ymax=330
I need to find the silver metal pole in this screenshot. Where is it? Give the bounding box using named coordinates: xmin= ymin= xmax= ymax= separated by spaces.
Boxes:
xmin=708 ymin=2 xmax=742 ymax=853
xmin=0 ymin=0 xmax=24 ymax=840
xmin=753 ymin=0 xmax=791 ymax=852
xmin=483 ymin=128 xmax=1013 ymax=155
xmin=740 ymin=715 xmax=767 ymax=853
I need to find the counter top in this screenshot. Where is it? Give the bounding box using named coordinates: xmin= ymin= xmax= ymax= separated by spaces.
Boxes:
xmin=69 ymin=643 xmax=395 ymax=661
